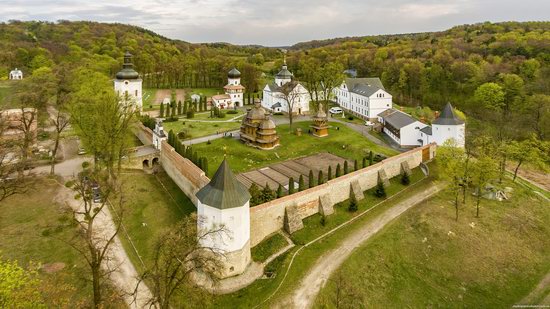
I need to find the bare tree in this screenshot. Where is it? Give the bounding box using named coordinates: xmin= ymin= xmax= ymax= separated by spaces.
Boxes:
xmin=325 ymin=270 xmax=364 ymax=309
xmin=15 ymin=107 xmax=37 ymax=170
xmin=278 ymin=81 xmax=302 ymax=132
xmin=63 ymin=166 xmax=124 ymax=308
xmin=140 ymin=214 xmax=226 ymax=309
xmin=50 ymin=109 xmax=69 ymax=175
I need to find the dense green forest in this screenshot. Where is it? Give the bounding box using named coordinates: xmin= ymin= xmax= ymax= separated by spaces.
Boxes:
xmin=285 ymin=21 xmax=550 ymax=141
xmin=0 ymin=20 xmax=277 ymax=90
xmin=0 ymin=20 xmax=548 ymax=143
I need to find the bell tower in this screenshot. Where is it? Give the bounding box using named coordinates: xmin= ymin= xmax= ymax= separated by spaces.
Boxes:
xmin=114 ymin=52 xmax=143 ymax=110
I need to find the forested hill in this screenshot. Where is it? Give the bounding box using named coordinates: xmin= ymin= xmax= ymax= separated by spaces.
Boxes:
xmin=0 ymin=20 xmax=548 ymax=141
xmin=284 ymin=21 xmax=550 ymax=140
xmin=290 ymin=21 xmax=550 ymax=50
xmin=0 ymin=20 xmax=278 ymax=89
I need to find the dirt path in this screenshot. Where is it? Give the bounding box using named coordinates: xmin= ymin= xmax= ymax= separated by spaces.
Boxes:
xmin=520 ymin=272 xmax=550 ymax=305
xmin=56 ymin=184 xmax=154 ymax=308
xmin=287 ymin=183 xmax=443 ymax=309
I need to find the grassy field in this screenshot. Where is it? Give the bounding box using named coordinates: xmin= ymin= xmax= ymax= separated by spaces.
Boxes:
xmin=0 ymin=80 xmax=16 ymax=109
xmin=212 ymin=166 xmax=434 ymax=308
xmin=115 ymin=171 xmax=196 ymax=268
xmin=163 ymin=118 xmax=242 ymax=140
xmin=142 ymin=88 xmax=157 ymax=110
xmin=0 ymin=177 xmax=91 ymax=307
xmin=192 ymin=121 xmax=398 ymax=177
xmin=314 ymin=177 xmax=550 ymax=308
xmin=291 ymin=167 xmax=425 ymax=245
xmin=251 ymin=233 xmax=289 ymax=263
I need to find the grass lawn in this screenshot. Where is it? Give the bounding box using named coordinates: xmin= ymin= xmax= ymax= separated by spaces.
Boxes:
xmin=0 ymin=177 xmax=91 ymax=306
xmin=142 ymin=88 xmax=158 ymax=110
xmin=291 ymin=167 xmax=425 ymax=245
xmin=212 ymin=165 xmax=435 ymax=308
xmin=314 ymin=175 xmax=550 ymax=307
xmin=192 ymin=121 xmax=398 ymax=177
xmin=0 ymin=80 xmax=16 ymax=109
xmin=115 ymin=171 xmax=196 ymax=269
xmin=186 ymin=109 xmax=246 ymax=121
xmin=251 ymin=233 xmax=289 ymax=263
xmin=163 ymin=119 xmax=241 ymax=140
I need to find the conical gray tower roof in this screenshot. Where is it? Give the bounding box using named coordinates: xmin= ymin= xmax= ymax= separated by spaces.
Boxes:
xmin=196 ymin=159 xmax=250 ymax=209
xmin=432 ymin=102 xmax=464 ymax=125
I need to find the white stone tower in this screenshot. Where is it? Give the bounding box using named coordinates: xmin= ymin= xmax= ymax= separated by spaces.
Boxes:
xmin=196 ymin=159 xmax=251 ymax=278
xmin=224 ymin=68 xmax=245 ymax=107
xmin=114 ymin=52 xmax=142 ymax=110
xmin=432 ymin=102 xmax=465 ymax=147
xmin=152 ymin=120 xmax=167 ymax=150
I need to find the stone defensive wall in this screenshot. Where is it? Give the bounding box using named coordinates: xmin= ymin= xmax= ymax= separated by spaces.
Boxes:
xmin=135 ymin=123 xmax=153 ymax=145
xmin=249 ymin=143 xmax=436 ymax=246
xmin=160 ymin=139 xmax=210 ymax=206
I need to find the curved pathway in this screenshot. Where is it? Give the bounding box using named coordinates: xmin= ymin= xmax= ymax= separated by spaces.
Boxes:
xmin=287 ymin=183 xmax=443 ymax=308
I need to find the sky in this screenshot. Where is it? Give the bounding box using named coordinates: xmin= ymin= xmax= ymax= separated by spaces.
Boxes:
xmin=0 ymin=0 xmax=549 ymax=46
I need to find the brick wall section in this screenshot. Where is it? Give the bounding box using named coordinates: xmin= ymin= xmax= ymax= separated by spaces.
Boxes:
xmin=160 ymin=140 xmax=210 ymax=206
xmin=249 ymin=143 xmax=436 ymax=246
xmin=135 ymin=123 xmax=153 ymax=145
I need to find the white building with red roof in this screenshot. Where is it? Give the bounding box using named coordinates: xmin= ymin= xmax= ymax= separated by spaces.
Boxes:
xmin=212 ymin=68 xmax=245 ymax=109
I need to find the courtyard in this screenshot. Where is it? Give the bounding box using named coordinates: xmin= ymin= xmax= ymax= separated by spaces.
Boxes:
xmin=191 ymin=121 xmax=399 ymax=177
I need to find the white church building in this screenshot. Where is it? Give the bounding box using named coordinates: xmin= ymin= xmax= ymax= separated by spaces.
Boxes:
xmin=262 ymin=61 xmax=310 ymax=115
xmin=212 ymin=68 xmax=245 ymax=109
xmin=333 ymin=78 xmax=392 ymax=120
xmin=9 ymin=68 xmax=23 ymax=80
xmin=379 ymin=103 xmax=465 ymax=148
xmin=114 ymin=52 xmax=143 ymax=110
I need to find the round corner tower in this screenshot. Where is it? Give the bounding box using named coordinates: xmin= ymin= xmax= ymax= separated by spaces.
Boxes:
xmin=195 ymin=159 xmax=252 ymax=278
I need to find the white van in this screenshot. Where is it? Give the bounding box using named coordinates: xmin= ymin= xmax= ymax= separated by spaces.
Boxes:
xmin=329 ymin=107 xmax=343 ymax=114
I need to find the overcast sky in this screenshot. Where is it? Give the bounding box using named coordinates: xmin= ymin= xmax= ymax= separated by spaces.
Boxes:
xmin=0 ymin=0 xmax=548 ymax=46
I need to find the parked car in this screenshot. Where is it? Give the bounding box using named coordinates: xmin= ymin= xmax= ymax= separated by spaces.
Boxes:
xmin=364 ymin=120 xmax=374 ymax=126
xmin=78 ymin=147 xmax=87 ymax=155
xmin=329 ymin=107 xmax=343 ymax=114
xmin=91 ymin=182 xmax=102 ymax=203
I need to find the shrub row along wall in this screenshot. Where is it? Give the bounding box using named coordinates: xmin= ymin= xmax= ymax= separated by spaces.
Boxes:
xmin=135 ymin=123 xmax=153 ymax=145
xmin=249 ymin=143 xmax=436 ymax=246
xmin=160 ymin=139 xmax=210 ymax=206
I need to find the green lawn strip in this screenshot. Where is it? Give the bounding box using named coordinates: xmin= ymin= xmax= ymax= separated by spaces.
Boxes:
xmin=142 ymin=88 xmax=158 ymax=110
xmin=0 ymin=80 xmax=16 ymax=109
xmin=0 ymin=177 xmax=91 ymax=305
xmin=212 ymin=169 xmax=435 ymax=308
xmin=313 ymin=176 xmax=550 ymax=308
xmin=291 ymin=167 xmax=424 ymax=245
xmin=251 ymin=233 xmax=289 ymax=263
xmin=114 ymin=171 xmax=195 ymax=271
xmin=163 ymin=120 xmax=241 ymax=140
xmin=192 ymin=121 xmax=398 ymax=178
